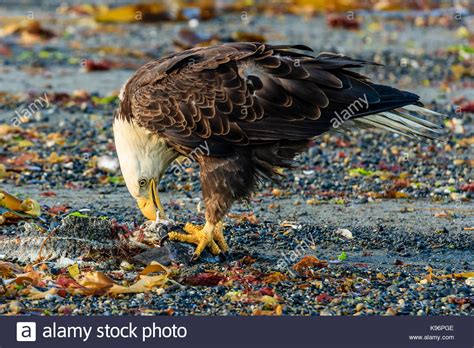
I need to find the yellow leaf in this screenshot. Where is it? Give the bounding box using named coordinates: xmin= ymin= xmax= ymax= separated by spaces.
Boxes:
xmin=373 ymin=0 xmax=404 ymax=11
xmin=292 ymin=0 xmax=365 ymax=12
xmin=95 ymin=4 xmax=166 ymax=23
xmin=68 ymin=264 xmax=80 ymax=279
xmin=20 ymin=198 xmax=41 ymax=217
xmin=140 ymin=261 xmax=168 ymax=276
xmin=437 ymin=271 xmax=474 ymax=279
xmin=0 ymin=190 xmax=22 ymax=211
xmin=367 ymin=22 xmax=382 ymax=32
xmin=261 ymin=295 xmax=277 ymax=306
xmin=47 ymin=152 xmax=66 ymax=164
xmin=17 ymin=140 xmax=34 ymax=147
xmin=275 ymin=304 xmax=283 ymax=315
xmin=0 ymin=124 xmax=17 ymax=136
xmin=29 ymin=288 xmax=57 ymax=300
xmin=0 ymin=164 xmax=6 ymax=179
xmin=0 ymin=261 xmax=22 ymax=278
xmin=46 ymin=132 xmax=66 ymax=145
xmin=109 ymin=274 xmax=168 ymax=294
xmin=8 ymin=301 xmax=23 ymax=314
xmin=0 ymin=190 xmax=41 ymax=217
xmin=263 ymin=272 xmax=287 ymax=284
xmin=394 ymin=191 xmax=409 ymax=199
xmin=451 ymin=64 xmax=466 ymax=80
xmin=456 ymin=27 xmax=470 ymax=39
xmin=15 ymin=271 xmax=43 ymax=286
xmin=77 ymin=271 xmax=114 ymax=291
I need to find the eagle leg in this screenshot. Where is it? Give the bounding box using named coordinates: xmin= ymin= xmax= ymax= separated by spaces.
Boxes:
xmin=167 ymin=152 xmax=254 ymax=260
xmin=168 ymin=222 xmax=222 ymax=260
xmin=212 ymin=222 xmax=228 ymax=254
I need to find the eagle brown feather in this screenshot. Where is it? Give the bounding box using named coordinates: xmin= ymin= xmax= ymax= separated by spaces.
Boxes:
xmin=116 ymin=42 xmax=437 ymax=225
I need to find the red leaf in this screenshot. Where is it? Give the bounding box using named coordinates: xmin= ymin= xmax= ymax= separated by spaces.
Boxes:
xmin=460 ymin=101 xmax=474 ymax=113
xmin=57 ymin=289 xmax=68 ymax=298
xmin=184 ymin=272 xmax=226 ymax=286
xmin=293 ymin=255 xmax=328 ymax=274
xmin=40 ymin=191 xmax=57 ymax=197
xmin=48 ymin=205 xmax=70 ymax=215
xmin=84 ymin=59 xmax=112 ymax=72
xmin=327 ymin=14 xmax=360 ymax=30
xmin=56 ymin=275 xmax=82 ymax=289
xmin=259 ymin=287 xmax=274 ymax=296
xmin=461 ymin=183 xmax=474 ymax=193
xmin=316 ymin=293 xmax=333 ymax=303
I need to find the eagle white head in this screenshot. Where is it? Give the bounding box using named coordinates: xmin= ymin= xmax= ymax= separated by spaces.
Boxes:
xmin=113 ymin=117 xmax=178 ymax=220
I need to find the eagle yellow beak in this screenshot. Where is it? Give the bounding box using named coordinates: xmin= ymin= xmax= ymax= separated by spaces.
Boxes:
xmin=136 ymin=179 xmax=166 ymax=221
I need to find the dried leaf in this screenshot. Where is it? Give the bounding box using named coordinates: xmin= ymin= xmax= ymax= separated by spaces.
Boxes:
xmin=68 ymin=264 xmax=80 ymax=279
xmin=327 ymin=14 xmax=360 ymax=30
xmin=0 ymin=190 xmax=41 ymax=217
xmin=94 ymin=4 xmax=168 ymax=23
xmin=263 ymin=272 xmax=287 ymax=284
xmin=109 ymin=274 xmax=168 ymax=294
xmin=1 ymin=20 xmax=55 ymax=43
xmin=15 ymin=271 xmax=43 ymax=286
xmin=293 ymin=255 xmax=328 ymax=274
xmin=140 ymin=261 xmax=168 ymax=276
xmin=77 ymin=271 xmax=114 ymax=291
xmin=231 ymin=31 xmax=266 ymax=42
xmin=8 ymin=301 xmax=23 ymax=314
xmin=184 ymin=272 xmax=226 ymax=286
xmin=84 ymin=59 xmax=112 ymax=72
xmin=0 ymin=164 xmax=6 ymax=179
xmin=29 ymin=287 xmax=57 ymax=300
xmin=437 ymin=271 xmax=474 ymax=280
xmin=0 ymin=261 xmax=22 ymax=278
xmin=56 ymin=275 xmax=82 ymax=289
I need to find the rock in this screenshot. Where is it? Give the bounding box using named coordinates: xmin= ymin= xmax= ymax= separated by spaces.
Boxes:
xmin=97 ymin=155 xmax=119 ymax=173
xmin=120 ymin=260 xmax=134 ymax=271
xmin=133 ymin=241 xmax=219 ymax=266
xmin=319 ymin=309 xmax=336 ymax=316
xmin=0 ymin=216 xmax=119 ymax=263
xmin=9 ymin=301 xmax=24 ymax=314
xmin=336 ymin=228 xmax=354 ymax=239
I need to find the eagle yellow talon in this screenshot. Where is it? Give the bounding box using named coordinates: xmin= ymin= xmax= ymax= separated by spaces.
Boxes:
xmin=168 ymin=222 xmax=225 ymax=259
xmin=183 ymin=222 xmax=203 ymax=234
xmin=212 ymin=222 xmax=228 ymax=254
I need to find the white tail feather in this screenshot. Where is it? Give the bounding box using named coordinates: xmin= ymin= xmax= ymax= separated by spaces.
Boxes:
xmin=403 ymin=104 xmax=445 ymax=117
xmin=353 ymin=105 xmax=444 ymax=140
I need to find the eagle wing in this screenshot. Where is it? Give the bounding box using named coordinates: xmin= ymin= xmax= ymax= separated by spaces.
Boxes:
xmin=118 ymin=42 xmax=422 ymax=156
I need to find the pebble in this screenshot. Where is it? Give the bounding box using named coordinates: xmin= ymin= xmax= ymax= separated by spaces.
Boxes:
xmin=336 ymin=228 xmax=354 ymax=240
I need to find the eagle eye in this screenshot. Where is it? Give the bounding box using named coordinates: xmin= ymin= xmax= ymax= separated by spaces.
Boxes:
xmin=138 ymin=178 xmax=148 ymax=188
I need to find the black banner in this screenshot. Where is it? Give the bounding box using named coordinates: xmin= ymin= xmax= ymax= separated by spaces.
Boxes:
xmin=0 ymin=316 xmax=472 ymax=348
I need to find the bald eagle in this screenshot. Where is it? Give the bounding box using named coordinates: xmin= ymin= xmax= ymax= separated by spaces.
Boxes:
xmin=113 ymin=42 xmax=442 ymax=261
